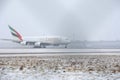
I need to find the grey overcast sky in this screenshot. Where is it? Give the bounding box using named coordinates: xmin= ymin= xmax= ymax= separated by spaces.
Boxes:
xmin=0 ymin=0 xmax=120 ymax=41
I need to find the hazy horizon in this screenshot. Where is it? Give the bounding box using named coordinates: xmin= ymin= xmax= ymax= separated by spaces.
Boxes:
xmin=0 ymin=0 xmax=120 ymax=41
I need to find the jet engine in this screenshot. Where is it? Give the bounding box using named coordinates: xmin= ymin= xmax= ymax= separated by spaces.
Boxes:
xmin=20 ymin=41 xmax=27 ymax=45
xmin=34 ymin=42 xmax=41 ymax=46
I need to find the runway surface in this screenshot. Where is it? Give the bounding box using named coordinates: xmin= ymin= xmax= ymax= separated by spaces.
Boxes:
xmin=1 ymin=49 xmax=120 ymax=56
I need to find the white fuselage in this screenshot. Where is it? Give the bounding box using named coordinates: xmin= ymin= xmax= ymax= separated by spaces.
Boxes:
xmin=21 ymin=36 xmax=71 ymax=47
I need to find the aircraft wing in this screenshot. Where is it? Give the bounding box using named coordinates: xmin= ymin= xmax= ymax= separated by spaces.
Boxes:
xmin=0 ymin=39 xmax=21 ymax=43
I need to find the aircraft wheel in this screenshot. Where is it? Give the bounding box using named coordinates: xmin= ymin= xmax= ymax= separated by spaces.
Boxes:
xmin=34 ymin=45 xmax=41 ymax=48
xmin=43 ymin=46 xmax=46 ymax=48
xmin=65 ymin=45 xmax=67 ymax=48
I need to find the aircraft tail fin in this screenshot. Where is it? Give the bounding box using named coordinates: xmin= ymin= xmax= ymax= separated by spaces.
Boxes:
xmin=8 ymin=25 xmax=23 ymax=41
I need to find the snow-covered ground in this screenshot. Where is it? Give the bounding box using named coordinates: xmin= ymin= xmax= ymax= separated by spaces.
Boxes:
xmin=1 ymin=55 xmax=120 ymax=80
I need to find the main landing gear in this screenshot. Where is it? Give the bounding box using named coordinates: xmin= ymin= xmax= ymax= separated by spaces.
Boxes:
xmin=65 ymin=45 xmax=68 ymax=48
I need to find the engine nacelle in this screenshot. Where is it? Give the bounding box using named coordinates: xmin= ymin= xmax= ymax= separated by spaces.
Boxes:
xmin=34 ymin=42 xmax=41 ymax=46
xmin=20 ymin=41 xmax=27 ymax=45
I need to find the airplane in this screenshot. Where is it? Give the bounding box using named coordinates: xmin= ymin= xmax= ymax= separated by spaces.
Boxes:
xmin=1 ymin=25 xmax=71 ymax=48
